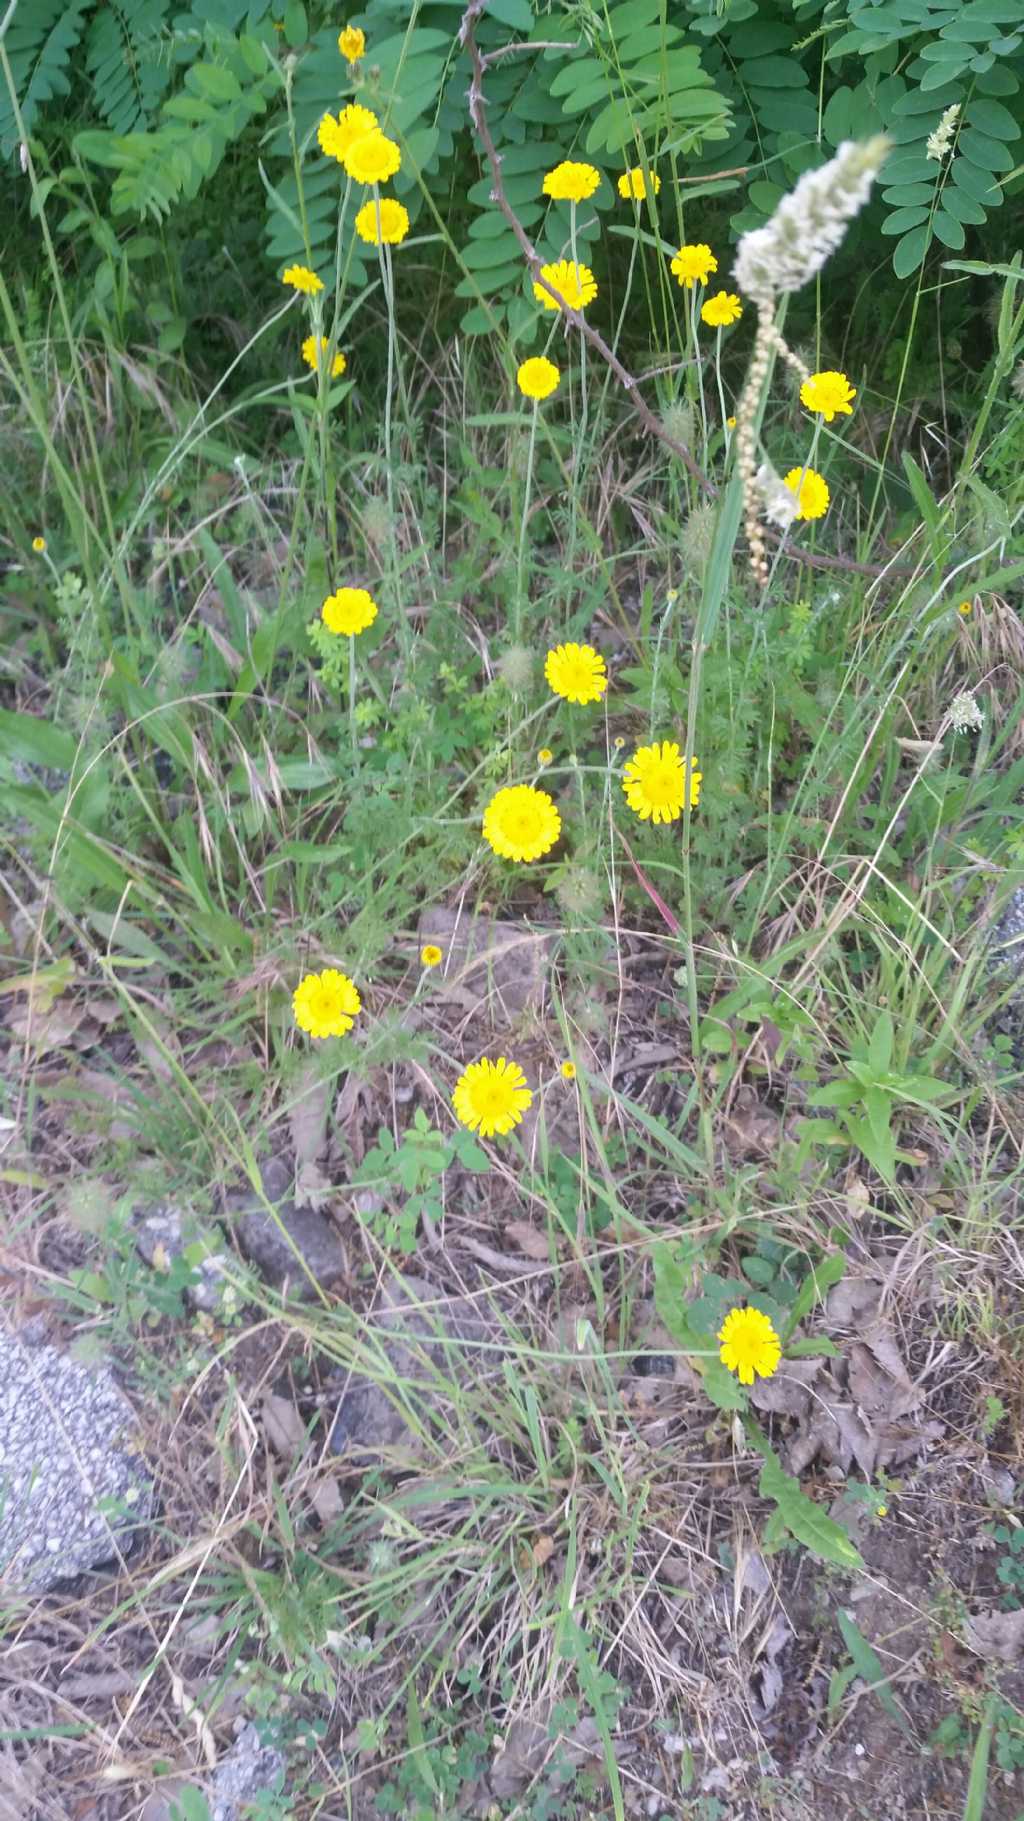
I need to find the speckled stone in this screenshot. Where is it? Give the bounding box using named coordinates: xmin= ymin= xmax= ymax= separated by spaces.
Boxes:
xmin=219 ymin=1159 xmax=345 ymax=1300
xmin=0 ymin=1330 xmax=154 ymax=1594
xmin=986 ymin=885 xmax=1024 ymax=1064
xmin=990 ymin=886 xmax=1024 ymax=980
xmin=208 ymin=1721 xmax=286 ymax=1820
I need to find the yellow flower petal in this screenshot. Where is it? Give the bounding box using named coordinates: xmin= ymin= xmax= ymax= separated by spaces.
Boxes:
xmin=452 ymin=1056 xmax=532 ymax=1138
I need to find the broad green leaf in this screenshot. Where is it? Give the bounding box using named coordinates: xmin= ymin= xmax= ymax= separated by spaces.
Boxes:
xmin=836 ymin=1611 xmax=912 ymax=1733
xmin=0 ymin=709 xmax=77 ymax=771
xmin=784 ymin=1253 xmax=846 ymax=1339
xmin=867 ymin=1010 xmax=894 ymax=1075
xmin=758 ymin=1450 xmax=863 ymax=1569
xmin=893 ymin=222 xmax=932 ymax=277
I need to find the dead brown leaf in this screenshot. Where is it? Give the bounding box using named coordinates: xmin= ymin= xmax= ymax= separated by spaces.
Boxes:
xmin=827 ymin=1274 xmax=885 ymax=1327
xmin=6 ymin=1001 xmax=86 ymax=1053
xmin=723 ymin=1086 xmax=781 ymax=1158
xmin=260 ymin=1390 xmax=309 ymax=1459
xmin=532 ymin=1534 xmax=555 ymax=1567
xmin=505 ymin=1219 xmax=555 ymax=1261
xmin=848 ymin=1328 xmax=921 ymax=1420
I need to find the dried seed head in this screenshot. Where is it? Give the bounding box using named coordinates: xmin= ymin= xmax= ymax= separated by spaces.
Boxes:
xmin=734 ymin=136 xmax=890 ymax=305
xmin=497 ymin=643 xmax=535 ymax=692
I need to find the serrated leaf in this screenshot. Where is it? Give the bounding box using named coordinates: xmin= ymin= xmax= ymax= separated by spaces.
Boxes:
xmin=758 ymin=1451 xmax=864 ymax=1569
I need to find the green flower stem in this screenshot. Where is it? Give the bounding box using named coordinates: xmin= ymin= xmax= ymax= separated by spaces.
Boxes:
xmin=514 ymin=400 xmax=540 ymax=641
xmin=563 ymin=201 xmax=589 ymax=602
xmin=712 ymin=325 xmax=728 ymax=445
xmin=373 ymin=194 xmax=408 ymax=665
xmin=692 ymin=289 xmax=708 ymax=451
xmin=348 ymin=634 xmax=357 ymax=757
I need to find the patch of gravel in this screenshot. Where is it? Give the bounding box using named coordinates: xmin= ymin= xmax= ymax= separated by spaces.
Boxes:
xmin=0 ymin=1329 xmax=154 ymax=1593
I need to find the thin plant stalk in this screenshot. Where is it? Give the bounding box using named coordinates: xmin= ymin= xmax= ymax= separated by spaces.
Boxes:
xmin=515 ymin=401 xmax=540 ymax=641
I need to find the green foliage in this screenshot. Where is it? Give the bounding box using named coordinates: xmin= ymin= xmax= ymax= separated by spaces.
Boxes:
xmin=803 ymin=1009 xmax=949 ymax=1182
xmin=0 ymin=0 xmax=91 ymax=153
xmin=990 ymin=1522 xmax=1024 ymax=1607
xmin=85 ymin=0 xmax=172 ymax=134
xmin=354 ymin=1110 xmax=489 ymax=1255
xmin=828 ymin=1609 xmax=912 ymax=1732
xmin=683 ymin=0 xmax=1024 ymax=275
xmin=755 ymin=1443 xmax=864 ymax=1570
xmin=75 ymin=25 xmax=278 ymax=221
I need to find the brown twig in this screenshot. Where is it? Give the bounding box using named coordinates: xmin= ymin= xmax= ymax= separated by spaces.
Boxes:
xmin=458 ymin=0 xmax=917 ymax=583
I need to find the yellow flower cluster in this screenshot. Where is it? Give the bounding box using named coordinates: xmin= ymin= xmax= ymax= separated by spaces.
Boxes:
xmin=718 ymin=1307 xmax=781 ymax=1384
xmin=321 ymin=585 xmax=378 ymax=635
xmin=311 ymin=73 xmax=411 ymax=258
xmin=301 ymin=335 xmax=346 ymax=378
xmin=293 ymin=968 xmax=361 ymax=1040
xmin=782 ymin=467 xmax=830 ymax=521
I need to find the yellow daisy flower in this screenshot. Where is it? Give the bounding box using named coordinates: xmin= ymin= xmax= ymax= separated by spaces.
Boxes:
xmin=544 ymin=642 xmax=607 ymax=706
xmin=537 ymin=748 xmax=553 ymax=765
xmin=799 ymin=370 xmax=856 ymax=422
xmin=322 ymin=586 xmax=378 ymax=635
xmin=533 ymin=259 xmax=597 ymax=313
xmin=452 ymin=1056 xmax=532 ymax=1138
xmin=282 ymin=264 xmax=324 ymax=295
xmin=31 ymin=536 xmax=46 ymax=553
xmin=483 ymin=784 xmax=561 ymax=863
xmin=717 ymin=1306 xmax=781 ymax=1385
xmin=318 ymin=103 xmax=378 ymax=163
xmin=420 ymin=944 xmax=443 ymax=968
xmin=338 ymin=24 xmax=365 ymax=60
xmin=343 ymin=130 xmax=401 ymax=185
xmin=542 ymin=160 xmax=601 ymax=203
xmin=726 ymin=415 xmax=736 ymax=428
xmin=354 ymin=197 xmax=410 ymax=245
xmin=701 ymin=290 xmax=742 ymax=327
xmin=957 ymin=599 xmax=973 ymax=616
xmin=670 ymin=243 xmax=717 ymax=289
xmin=293 ymin=968 xmax=361 ymax=1040
xmin=301 ymin=335 xmax=346 ymax=379
xmin=622 ymin=740 xmax=701 ymax=825
xmin=560 ymin=1060 xmax=577 ymax=1081
xmin=782 ymin=467 xmax=830 ymax=521
xmin=517 ymin=356 xmax=560 ymax=401
xmin=618 ymin=167 xmax=660 ymax=200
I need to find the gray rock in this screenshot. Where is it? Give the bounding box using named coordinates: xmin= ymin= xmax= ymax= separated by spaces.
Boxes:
xmin=208 ymin=1721 xmax=286 ymax=1821
xmin=417 ymin=908 xmax=552 ymax=1019
xmin=219 ymin=1159 xmax=344 ymax=1300
xmin=0 ymin=1330 xmax=154 ymax=1593
xmin=329 ymin=1273 xmax=502 ymax=1460
xmin=991 ymin=885 xmax=1024 ymax=977
xmin=133 ymin=1201 xmax=231 ymax=1315
xmin=986 ymin=884 xmax=1024 ymax=1065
